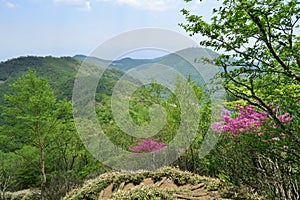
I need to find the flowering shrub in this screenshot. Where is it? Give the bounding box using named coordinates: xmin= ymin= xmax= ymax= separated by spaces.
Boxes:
xmin=212 ymin=105 xmax=292 ymax=142
xmin=129 ymin=138 xmax=166 ymax=153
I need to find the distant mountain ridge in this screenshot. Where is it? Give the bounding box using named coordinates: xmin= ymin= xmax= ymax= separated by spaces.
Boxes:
xmin=73 ymin=47 xmax=220 ymax=86
xmin=0 ymin=47 xmax=219 ymax=96
xmin=0 ymin=47 xmax=220 ymax=107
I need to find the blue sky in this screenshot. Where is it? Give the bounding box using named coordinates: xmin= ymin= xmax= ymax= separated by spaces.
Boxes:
xmin=0 ymin=0 xmax=220 ymax=61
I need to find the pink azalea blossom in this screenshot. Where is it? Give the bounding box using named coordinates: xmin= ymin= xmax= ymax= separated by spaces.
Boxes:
xmin=211 ymin=104 xmax=293 ymax=143
xmin=278 ymin=113 xmax=293 ymax=123
xmin=129 ymin=138 xmax=166 ymax=153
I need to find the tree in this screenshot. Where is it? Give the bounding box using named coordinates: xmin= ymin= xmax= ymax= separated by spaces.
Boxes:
xmin=181 ymin=0 xmax=300 ymax=199
xmin=180 ymin=0 xmax=300 ymax=137
xmin=3 ymin=70 xmax=67 ymax=200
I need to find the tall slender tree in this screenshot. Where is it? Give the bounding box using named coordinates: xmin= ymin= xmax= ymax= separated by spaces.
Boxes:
xmin=3 ymin=70 xmax=64 ymax=199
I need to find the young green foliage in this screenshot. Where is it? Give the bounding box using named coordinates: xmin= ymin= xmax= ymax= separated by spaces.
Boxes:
xmin=3 ymin=70 xmax=70 ymax=199
xmin=181 ymin=1 xmax=300 ymax=198
xmin=180 ymin=0 xmax=300 ymax=140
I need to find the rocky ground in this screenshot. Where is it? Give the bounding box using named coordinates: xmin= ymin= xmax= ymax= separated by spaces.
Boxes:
xmin=63 ymin=167 xmax=263 ymax=200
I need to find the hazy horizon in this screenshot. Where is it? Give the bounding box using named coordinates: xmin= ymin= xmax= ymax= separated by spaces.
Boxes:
xmin=0 ymin=0 xmax=221 ymax=62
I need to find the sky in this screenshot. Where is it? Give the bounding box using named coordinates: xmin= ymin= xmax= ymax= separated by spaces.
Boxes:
xmin=0 ymin=0 xmax=221 ymax=61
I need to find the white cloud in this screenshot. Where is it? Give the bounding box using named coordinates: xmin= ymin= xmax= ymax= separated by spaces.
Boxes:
xmin=104 ymin=0 xmax=180 ymax=11
xmin=3 ymin=0 xmax=16 ymax=8
xmin=54 ymin=0 xmax=91 ymax=11
xmin=81 ymin=1 xmax=91 ymax=11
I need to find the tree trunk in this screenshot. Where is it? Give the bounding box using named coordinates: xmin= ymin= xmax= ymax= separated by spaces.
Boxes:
xmin=190 ymin=147 xmax=195 ymax=173
xmin=40 ymin=145 xmax=46 ymax=200
xmin=36 ymin=121 xmax=46 ymax=200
